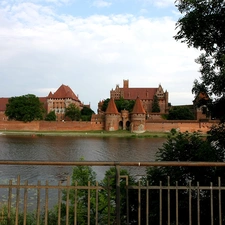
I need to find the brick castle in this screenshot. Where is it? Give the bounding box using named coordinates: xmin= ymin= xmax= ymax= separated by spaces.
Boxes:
xmin=0 ymin=80 xmax=212 ymax=133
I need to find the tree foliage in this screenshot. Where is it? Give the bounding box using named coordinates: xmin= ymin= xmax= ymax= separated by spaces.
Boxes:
xmin=80 ymin=106 xmax=95 ymax=121
xmin=101 ymin=97 xmax=135 ymax=113
xmin=60 ymin=162 xmax=137 ymax=225
xmin=5 ymin=94 xmax=44 ymax=122
xmin=65 ymin=104 xmax=81 ymax=121
xmin=144 ymin=130 xmax=225 ymax=224
xmin=45 ymin=110 xmax=56 ymax=121
xmin=167 ymin=106 xmax=194 ymax=120
xmin=151 ymin=95 xmax=160 ymax=113
xmin=174 ymin=0 xmax=225 ymax=120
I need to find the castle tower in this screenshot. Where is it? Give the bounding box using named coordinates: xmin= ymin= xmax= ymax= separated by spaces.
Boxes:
xmin=123 ymin=79 xmax=129 ymax=88
xmin=105 ymin=98 xmax=120 ymax=131
xmin=130 ymin=96 xmax=146 ymax=133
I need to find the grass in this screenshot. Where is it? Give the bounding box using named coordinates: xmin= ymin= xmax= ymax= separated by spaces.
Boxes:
xmin=0 ymin=130 xmax=169 ymax=138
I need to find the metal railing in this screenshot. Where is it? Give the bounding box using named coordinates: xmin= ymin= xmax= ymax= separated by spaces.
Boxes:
xmin=0 ymin=161 xmax=225 ymax=225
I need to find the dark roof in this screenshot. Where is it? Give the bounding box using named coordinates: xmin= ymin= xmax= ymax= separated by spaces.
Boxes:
xmin=131 ymin=96 xmax=146 ymax=114
xmin=105 ymin=98 xmax=119 ymax=114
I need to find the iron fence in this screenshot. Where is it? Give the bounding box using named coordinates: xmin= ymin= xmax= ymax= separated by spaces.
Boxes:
xmin=0 ymin=161 xmax=225 ymax=225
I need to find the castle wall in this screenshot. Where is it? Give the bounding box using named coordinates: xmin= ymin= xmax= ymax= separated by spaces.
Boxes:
xmin=145 ymin=120 xmax=217 ymax=133
xmin=0 ymin=120 xmax=218 ymax=133
xmin=0 ymin=121 xmax=104 ymax=132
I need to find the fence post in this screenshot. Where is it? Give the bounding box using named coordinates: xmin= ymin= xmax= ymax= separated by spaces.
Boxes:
xmin=116 ymin=164 xmax=120 ymax=225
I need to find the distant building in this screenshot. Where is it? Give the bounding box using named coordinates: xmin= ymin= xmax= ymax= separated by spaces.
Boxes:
xmin=108 ymin=79 xmax=169 ymax=114
xmin=46 ymin=84 xmax=83 ymax=121
xmin=0 ymin=84 xmax=84 ymax=121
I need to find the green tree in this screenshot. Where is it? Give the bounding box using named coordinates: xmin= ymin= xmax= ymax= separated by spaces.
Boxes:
xmin=5 ymin=94 xmax=44 ymax=122
xmin=101 ymin=97 xmax=135 ymax=113
xmin=65 ymin=104 xmax=81 ymax=121
xmin=167 ymin=106 xmax=194 ymax=120
xmin=151 ymin=95 xmax=160 ymax=113
xmin=45 ymin=110 xmax=56 ymax=121
xmin=143 ymin=130 xmax=225 ymax=225
xmin=61 ymin=163 xmax=97 ymax=225
xmin=101 ymin=98 xmax=110 ymax=112
xmin=60 ymin=161 xmax=137 ymax=225
xmin=174 ymin=0 xmax=225 ymax=120
xmin=99 ymin=167 xmax=137 ymax=225
xmin=80 ymin=106 xmax=95 ymax=121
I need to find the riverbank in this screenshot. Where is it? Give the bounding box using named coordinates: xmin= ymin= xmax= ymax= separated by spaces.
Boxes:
xmin=0 ymin=130 xmax=170 ymax=138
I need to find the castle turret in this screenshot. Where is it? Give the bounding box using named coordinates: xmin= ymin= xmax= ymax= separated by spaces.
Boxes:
xmin=130 ymin=96 xmax=146 ymax=133
xmin=105 ymin=98 xmax=120 ymax=131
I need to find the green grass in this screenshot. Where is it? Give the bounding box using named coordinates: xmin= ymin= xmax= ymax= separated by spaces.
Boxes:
xmin=0 ymin=130 xmax=169 ymax=138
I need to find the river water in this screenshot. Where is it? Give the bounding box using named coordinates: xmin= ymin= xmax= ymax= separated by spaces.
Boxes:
xmin=0 ymin=135 xmax=166 ymax=183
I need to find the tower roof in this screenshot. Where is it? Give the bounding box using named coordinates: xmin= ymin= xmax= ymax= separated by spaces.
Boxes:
xmin=131 ymin=96 xmax=146 ymax=114
xmin=105 ymin=98 xmax=119 ymax=114
xmin=50 ymin=84 xmax=79 ymax=101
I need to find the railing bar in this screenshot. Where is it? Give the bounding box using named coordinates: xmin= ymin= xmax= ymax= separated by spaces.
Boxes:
xmin=8 ymin=179 xmax=12 ymax=225
xmin=95 ymin=181 xmax=98 ymax=225
xmin=36 ymin=180 xmax=41 ymax=225
xmin=23 ymin=180 xmax=28 ymax=225
xmin=210 ymin=182 xmax=213 ymax=225
xmin=107 ymin=176 xmax=111 ymax=225
xmin=218 ymin=177 xmax=222 ymax=225
xmin=159 ymin=181 xmax=162 ymax=225
xmin=189 ymin=181 xmax=192 ymax=225
xmin=138 ymin=180 xmax=141 ymax=225
xmin=146 ymin=181 xmax=149 ymax=225
xmin=66 ymin=176 xmax=70 ymax=225
xmin=74 ymin=181 xmax=77 ymax=225
xmin=176 ymin=181 xmax=178 ymax=225
xmin=2 ymin=160 xmax=225 ymax=167
xmin=126 ymin=176 xmax=129 ymax=225
xmin=45 ymin=180 xmax=49 ymax=225
xmin=116 ymin=164 xmax=120 ymax=225
xmin=197 ymin=182 xmax=200 ymax=225
xmin=168 ymin=176 xmax=170 ymax=225
xmin=57 ymin=181 xmax=62 ymax=225
xmin=15 ymin=175 xmax=20 ymax=225
xmin=88 ymin=181 xmax=90 ymax=225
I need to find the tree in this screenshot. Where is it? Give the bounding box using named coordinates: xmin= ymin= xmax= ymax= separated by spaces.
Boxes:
xmin=80 ymin=106 xmax=95 ymax=121
xmin=45 ymin=111 xmax=56 ymax=121
xmin=151 ymin=95 xmax=160 ymax=113
xmin=99 ymin=167 xmax=137 ymax=225
xmin=60 ymin=162 xmax=137 ymax=225
xmin=5 ymin=94 xmax=44 ymax=122
xmin=167 ymin=106 xmax=194 ymax=120
xmin=65 ymin=104 xmax=81 ymax=121
xmin=174 ymin=0 xmax=225 ymax=120
xmin=144 ymin=130 xmax=225 ymax=225
xmin=101 ymin=97 xmax=135 ymax=113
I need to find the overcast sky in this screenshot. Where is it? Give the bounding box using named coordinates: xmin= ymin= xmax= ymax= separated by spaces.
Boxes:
xmin=0 ymin=0 xmax=202 ymax=112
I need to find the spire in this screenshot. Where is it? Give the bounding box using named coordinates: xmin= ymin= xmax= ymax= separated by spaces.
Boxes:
xmin=131 ymin=96 xmax=146 ymax=114
xmin=105 ymin=98 xmax=119 ymax=114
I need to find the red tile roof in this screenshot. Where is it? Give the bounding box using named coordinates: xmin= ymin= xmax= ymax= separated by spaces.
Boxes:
xmin=105 ymin=98 xmax=119 ymax=114
xmin=49 ymin=84 xmax=80 ymax=101
xmin=131 ymin=96 xmax=146 ymax=114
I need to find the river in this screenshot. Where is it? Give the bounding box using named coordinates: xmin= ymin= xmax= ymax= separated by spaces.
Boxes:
xmin=0 ymin=135 xmax=166 ymax=183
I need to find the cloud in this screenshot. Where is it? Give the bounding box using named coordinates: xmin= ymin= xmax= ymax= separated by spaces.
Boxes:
xmin=139 ymin=0 xmax=174 ymax=8
xmin=0 ymin=1 xmax=201 ymax=112
xmin=92 ymin=0 xmax=112 ymax=8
